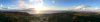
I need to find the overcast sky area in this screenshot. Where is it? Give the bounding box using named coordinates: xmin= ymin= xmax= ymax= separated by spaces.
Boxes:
xmin=0 ymin=0 xmax=100 ymax=9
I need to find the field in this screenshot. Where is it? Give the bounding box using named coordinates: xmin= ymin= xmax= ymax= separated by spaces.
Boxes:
xmin=0 ymin=11 xmax=100 ymax=22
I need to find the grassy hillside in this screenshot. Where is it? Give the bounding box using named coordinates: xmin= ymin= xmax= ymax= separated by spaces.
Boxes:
xmin=0 ymin=11 xmax=100 ymax=22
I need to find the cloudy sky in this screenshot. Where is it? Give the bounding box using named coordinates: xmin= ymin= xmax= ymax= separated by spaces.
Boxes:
xmin=0 ymin=0 xmax=100 ymax=9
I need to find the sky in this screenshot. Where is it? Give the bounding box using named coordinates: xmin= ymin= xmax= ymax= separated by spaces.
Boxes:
xmin=0 ymin=0 xmax=100 ymax=9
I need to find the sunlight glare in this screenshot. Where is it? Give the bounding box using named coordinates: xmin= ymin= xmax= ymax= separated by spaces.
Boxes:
xmin=29 ymin=0 xmax=48 ymax=14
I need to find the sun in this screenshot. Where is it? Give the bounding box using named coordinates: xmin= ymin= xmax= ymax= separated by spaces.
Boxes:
xmin=17 ymin=0 xmax=49 ymax=14
xmin=29 ymin=0 xmax=48 ymax=14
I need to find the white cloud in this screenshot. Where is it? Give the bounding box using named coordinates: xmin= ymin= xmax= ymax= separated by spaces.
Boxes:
xmin=51 ymin=1 xmax=56 ymax=4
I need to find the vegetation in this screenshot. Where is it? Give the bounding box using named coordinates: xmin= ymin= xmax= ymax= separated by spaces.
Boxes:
xmin=0 ymin=11 xmax=100 ymax=22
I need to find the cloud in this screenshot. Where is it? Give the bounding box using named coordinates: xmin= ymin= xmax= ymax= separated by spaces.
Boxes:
xmin=75 ymin=5 xmax=86 ymax=9
xmin=71 ymin=4 xmax=100 ymax=12
xmin=17 ymin=0 xmax=26 ymax=7
xmin=51 ymin=1 xmax=56 ymax=4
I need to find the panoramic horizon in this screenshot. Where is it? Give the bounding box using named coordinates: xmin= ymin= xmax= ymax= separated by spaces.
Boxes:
xmin=1 ymin=0 xmax=100 ymax=22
